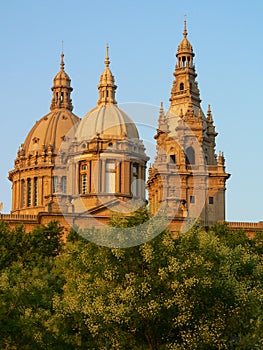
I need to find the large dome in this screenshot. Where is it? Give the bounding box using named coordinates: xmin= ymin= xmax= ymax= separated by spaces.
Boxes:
xmin=23 ymin=109 xmax=80 ymax=156
xmin=76 ymin=104 xmax=139 ymax=141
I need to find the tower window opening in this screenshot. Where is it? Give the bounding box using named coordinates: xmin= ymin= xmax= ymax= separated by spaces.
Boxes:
xmin=190 ymin=195 xmax=195 ymax=204
xmin=186 ymin=146 xmax=195 ymax=165
xmin=60 ymin=92 xmax=64 ymax=102
xmin=170 ymin=154 xmax=176 ymax=164
xmin=180 ymin=83 xmax=184 ymax=91
xmin=209 ymin=196 xmax=214 ymax=205
xmin=33 ymin=177 xmax=38 ymax=206
xmin=182 ymin=56 xmax=186 ymax=67
xmin=55 ymin=92 xmax=58 ymax=103
xmin=105 ymin=161 xmax=116 ymax=193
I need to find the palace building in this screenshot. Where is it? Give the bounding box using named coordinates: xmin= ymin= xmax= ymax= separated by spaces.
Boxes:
xmin=1 ymin=21 xmax=261 ymax=235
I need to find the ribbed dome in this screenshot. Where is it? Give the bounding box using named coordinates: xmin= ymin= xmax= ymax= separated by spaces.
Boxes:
xmin=178 ymin=37 xmax=193 ymax=53
xmin=53 ymin=69 xmax=71 ymax=88
xmin=75 ymin=104 xmax=139 ymax=141
xmin=23 ymin=109 xmax=80 ymax=155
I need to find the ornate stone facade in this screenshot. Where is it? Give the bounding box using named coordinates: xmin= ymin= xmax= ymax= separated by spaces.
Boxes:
xmin=3 ymin=22 xmax=260 ymax=235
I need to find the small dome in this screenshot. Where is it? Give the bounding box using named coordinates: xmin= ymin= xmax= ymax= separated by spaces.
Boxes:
xmin=76 ymin=104 xmax=139 ymax=141
xmin=178 ymin=37 xmax=193 ymax=53
xmin=22 ymin=109 xmax=80 ymax=156
xmin=53 ymin=69 xmax=71 ymax=88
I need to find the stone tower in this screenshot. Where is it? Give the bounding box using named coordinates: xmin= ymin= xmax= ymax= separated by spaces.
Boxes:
xmin=8 ymin=54 xmax=80 ymax=215
xmin=147 ymin=21 xmax=230 ymax=230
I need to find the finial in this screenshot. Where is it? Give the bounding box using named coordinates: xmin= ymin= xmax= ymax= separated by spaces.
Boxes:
xmin=157 ymin=101 xmax=169 ymax=134
xmin=105 ymin=44 xmax=110 ymax=68
xmin=198 ymin=108 xmax=202 ymax=120
xmin=183 ymin=16 xmax=188 ymax=38
xmin=207 ymin=104 xmax=213 ymax=122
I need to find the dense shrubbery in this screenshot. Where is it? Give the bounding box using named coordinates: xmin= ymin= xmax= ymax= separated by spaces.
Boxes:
xmin=0 ymin=212 xmax=263 ymax=349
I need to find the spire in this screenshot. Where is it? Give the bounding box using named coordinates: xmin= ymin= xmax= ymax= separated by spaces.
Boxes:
xmin=207 ymin=104 xmax=213 ymax=123
xmin=157 ymin=102 xmax=169 ymax=134
xmin=97 ymin=45 xmax=117 ymax=106
xmin=105 ymin=44 xmax=110 ymax=67
xmin=50 ymin=53 xmax=73 ymax=111
xmin=183 ymin=17 xmax=188 ymax=38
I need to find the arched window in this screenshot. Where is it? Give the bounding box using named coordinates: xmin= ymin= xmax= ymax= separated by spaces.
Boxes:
xmin=186 ymin=147 xmax=195 ymax=165
xmin=180 ymin=82 xmax=184 ymax=91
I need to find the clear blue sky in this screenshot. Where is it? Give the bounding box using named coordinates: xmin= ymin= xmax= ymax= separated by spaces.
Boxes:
xmin=0 ymin=0 xmax=262 ymax=222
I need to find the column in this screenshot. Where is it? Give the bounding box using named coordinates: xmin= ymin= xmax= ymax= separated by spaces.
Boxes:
xmin=87 ymin=161 xmax=91 ymax=193
xmin=123 ymin=161 xmax=130 ymax=195
xmin=75 ymin=162 xmax=79 ymax=195
xmin=101 ymin=160 xmax=106 ymax=193
xmin=116 ymin=161 xmax=121 ymax=193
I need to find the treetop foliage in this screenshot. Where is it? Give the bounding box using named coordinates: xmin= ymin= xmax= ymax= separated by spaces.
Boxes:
xmin=0 ymin=214 xmax=262 ymax=349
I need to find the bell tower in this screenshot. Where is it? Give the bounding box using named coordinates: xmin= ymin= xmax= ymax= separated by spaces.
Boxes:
xmin=170 ymin=19 xmax=201 ymax=113
xmin=147 ymin=21 xmax=230 ymax=231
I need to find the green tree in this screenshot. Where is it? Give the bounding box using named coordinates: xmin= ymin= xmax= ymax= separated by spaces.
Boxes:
xmin=0 ymin=221 xmax=66 ymax=349
xmin=51 ymin=216 xmax=263 ymax=349
xmin=1 ymin=216 xmax=262 ymax=349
